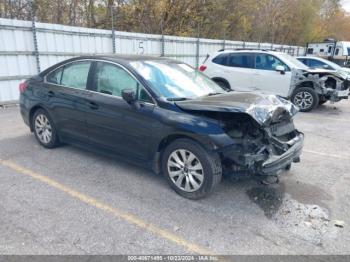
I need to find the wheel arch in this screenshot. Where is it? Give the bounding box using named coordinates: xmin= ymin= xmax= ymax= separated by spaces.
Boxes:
xmin=296 ymin=81 xmax=315 ymax=89
xmin=29 ymin=105 xmax=52 ymax=132
xmin=152 ymin=133 xmax=216 ymax=174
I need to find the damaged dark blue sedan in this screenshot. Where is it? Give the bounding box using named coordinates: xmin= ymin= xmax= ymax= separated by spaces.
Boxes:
xmin=19 ymin=55 xmax=303 ymax=199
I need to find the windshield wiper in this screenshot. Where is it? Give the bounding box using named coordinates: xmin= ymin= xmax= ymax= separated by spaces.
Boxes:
xmin=167 ymin=97 xmax=191 ymax=101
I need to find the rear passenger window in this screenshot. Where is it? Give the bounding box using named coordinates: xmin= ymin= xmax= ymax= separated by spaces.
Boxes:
xmin=227 ymin=54 xmax=254 ymax=68
xmin=47 ymin=68 xmax=63 ymax=84
xmin=212 ymin=54 xmax=228 ymax=65
xmin=60 ymin=62 xmax=91 ymax=90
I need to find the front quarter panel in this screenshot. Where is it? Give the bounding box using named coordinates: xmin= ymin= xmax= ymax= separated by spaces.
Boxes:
xmin=151 ymin=105 xmax=234 ymax=154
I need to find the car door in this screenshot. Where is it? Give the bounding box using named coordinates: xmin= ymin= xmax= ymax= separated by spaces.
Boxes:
xmin=85 ymin=61 xmax=158 ymax=161
xmin=224 ymin=53 xmax=255 ymax=91
xmin=251 ymin=53 xmax=292 ymax=97
xmin=44 ymin=61 xmax=92 ymax=142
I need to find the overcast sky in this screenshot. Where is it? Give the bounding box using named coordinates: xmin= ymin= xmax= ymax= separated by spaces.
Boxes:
xmin=341 ymin=0 xmax=350 ymax=12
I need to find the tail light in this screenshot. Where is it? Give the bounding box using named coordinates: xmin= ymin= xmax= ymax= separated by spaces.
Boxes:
xmin=198 ymin=65 xmax=207 ymax=72
xmin=19 ymin=82 xmax=28 ymax=93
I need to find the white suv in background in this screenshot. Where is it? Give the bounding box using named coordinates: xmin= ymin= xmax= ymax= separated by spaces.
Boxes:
xmin=199 ymin=49 xmax=349 ymax=112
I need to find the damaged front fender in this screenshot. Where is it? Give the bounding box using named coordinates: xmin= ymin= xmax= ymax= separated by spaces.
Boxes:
xmin=290 ymin=69 xmax=349 ymax=102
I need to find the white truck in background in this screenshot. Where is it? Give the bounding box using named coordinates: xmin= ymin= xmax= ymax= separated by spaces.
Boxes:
xmin=306 ymin=39 xmax=350 ymax=67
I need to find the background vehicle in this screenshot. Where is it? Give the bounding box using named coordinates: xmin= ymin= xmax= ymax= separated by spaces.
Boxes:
xmin=305 ymin=40 xmax=350 ymax=67
xmin=200 ymin=49 xmax=349 ymax=112
xmin=20 ymin=55 xmax=303 ymax=199
xmin=297 ymin=56 xmax=350 ymax=79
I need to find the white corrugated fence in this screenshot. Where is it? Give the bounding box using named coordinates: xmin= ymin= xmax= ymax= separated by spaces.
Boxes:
xmin=0 ymin=18 xmax=305 ymax=103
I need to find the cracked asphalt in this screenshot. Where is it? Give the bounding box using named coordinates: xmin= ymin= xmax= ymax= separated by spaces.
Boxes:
xmin=0 ymin=101 xmax=350 ymax=255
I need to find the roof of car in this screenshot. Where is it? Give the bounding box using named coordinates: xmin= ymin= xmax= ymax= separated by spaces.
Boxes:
xmin=296 ymin=56 xmax=327 ymax=60
xmin=39 ymin=54 xmax=180 ymax=76
xmin=215 ymin=49 xmax=284 ymax=55
xmin=71 ymin=54 xmax=177 ymax=62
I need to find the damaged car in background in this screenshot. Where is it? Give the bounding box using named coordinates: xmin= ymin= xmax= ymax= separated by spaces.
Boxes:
xmin=20 ymin=56 xmax=303 ymax=199
xmin=199 ymin=49 xmax=349 ymax=112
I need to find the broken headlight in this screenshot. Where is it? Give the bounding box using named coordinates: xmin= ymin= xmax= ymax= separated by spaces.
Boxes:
xmin=221 ymin=116 xmax=263 ymax=140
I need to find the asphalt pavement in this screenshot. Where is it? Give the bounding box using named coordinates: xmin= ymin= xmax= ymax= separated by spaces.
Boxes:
xmin=0 ymin=101 xmax=349 ymax=255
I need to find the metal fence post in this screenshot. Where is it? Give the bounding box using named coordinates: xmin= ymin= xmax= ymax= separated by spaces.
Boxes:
xmin=160 ymin=19 xmax=165 ymax=57
xmin=30 ymin=1 xmax=40 ymax=73
xmin=222 ymin=28 xmax=226 ymax=50
xmin=111 ymin=6 xmax=116 ymax=53
xmin=195 ymin=23 xmax=200 ymax=68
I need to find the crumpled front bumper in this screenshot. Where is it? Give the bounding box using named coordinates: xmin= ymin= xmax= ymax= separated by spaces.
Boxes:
xmin=324 ymin=78 xmax=349 ymax=101
xmin=260 ymin=132 xmax=304 ymax=175
xmin=327 ymin=88 xmax=349 ymax=101
xmin=221 ymin=131 xmax=304 ymax=176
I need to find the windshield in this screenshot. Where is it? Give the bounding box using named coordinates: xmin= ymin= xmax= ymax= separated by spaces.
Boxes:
xmin=129 ymin=60 xmax=225 ymax=100
xmin=279 ymin=53 xmax=309 ymax=70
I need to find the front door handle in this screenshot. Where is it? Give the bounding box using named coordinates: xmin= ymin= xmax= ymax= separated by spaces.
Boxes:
xmin=88 ymin=101 xmax=99 ymax=110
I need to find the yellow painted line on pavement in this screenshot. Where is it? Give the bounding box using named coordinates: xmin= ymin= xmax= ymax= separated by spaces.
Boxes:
xmin=303 ymin=149 xmax=350 ymax=160
xmin=0 ymin=159 xmax=213 ymax=255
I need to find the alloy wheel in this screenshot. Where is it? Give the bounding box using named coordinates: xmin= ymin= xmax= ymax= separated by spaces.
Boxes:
xmin=294 ymin=91 xmax=314 ymax=110
xmin=167 ymin=149 xmax=204 ymax=192
xmin=34 ymin=114 xmax=52 ymax=144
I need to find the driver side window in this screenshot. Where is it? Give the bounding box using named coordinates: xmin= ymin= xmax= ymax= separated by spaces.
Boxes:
xmin=308 ymin=59 xmax=329 ymax=69
xmin=93 ymin=62 xmax=153 ymax=103
xmin=255 ymin=54 xmax=289 ymax=71
xmin=94 ymin=62 xmax=137 ymax=96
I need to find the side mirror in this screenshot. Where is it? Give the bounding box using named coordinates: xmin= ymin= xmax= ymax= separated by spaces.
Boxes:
xmin=275 ymin=65 xmax=285 ymax=74
xmin=122 ymin=89 xmax=136 ymax=104
xmin=323 ymin=65 xmax=329 ymax=69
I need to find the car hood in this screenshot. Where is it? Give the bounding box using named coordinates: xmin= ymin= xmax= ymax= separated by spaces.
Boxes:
xmin=297 ymin=68 xmax=348 ymax=80
xmin=338 ymin=68 xmax=350 ymax=79
xmin=175 ymin=92 xmax=299 ymax=126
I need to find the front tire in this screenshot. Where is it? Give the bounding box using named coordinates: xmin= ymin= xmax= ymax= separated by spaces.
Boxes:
xmin=32 ymin=109 xmax=60 ymax=148
xmin=161 ymin=138 xmax=222 ymax=199
xmin=291 ymin=87 xmax=319 ymax=112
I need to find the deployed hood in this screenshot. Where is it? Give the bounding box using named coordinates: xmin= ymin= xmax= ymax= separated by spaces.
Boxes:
xmin=175 ymin=92 xmax=298 ymax=126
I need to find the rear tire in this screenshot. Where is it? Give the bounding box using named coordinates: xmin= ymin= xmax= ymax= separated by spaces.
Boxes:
xmin=161 ymin=138 xmax=222 ymax=199
xmin=291 ymin=87 xmax=319 ymax=112
xmin=32 ymin=109 xmax=60 ymax=148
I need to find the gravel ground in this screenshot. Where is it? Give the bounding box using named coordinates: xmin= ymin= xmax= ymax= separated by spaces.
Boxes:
xmin=0 ymin=101 xmax=349 ymax=255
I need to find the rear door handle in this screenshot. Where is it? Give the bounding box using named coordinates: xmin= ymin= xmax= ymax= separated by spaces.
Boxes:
xmin=88 ymin=101 xmax=99 ymax=110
